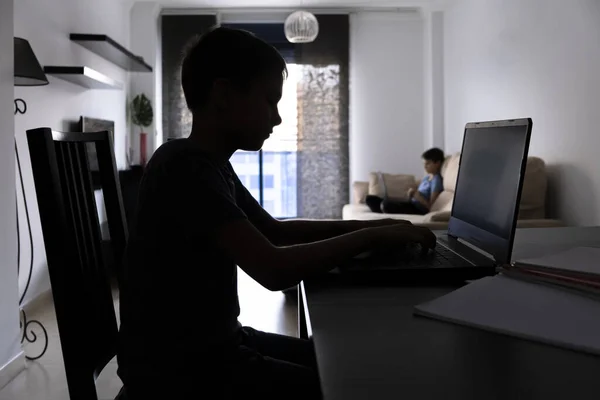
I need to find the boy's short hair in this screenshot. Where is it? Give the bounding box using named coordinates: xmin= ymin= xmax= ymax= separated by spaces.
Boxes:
xmin=181 ymin=26 xmax=288 ymax=112
xmin=422 ymin=147 xmax=445 ymax=163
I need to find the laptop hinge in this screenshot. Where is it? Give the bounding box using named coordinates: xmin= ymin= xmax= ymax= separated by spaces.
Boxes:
xmin=456 ymin=237 xmax=497 ymax=262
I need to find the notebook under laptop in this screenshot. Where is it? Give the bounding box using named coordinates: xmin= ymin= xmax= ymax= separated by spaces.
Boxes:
xmin=338 ymin=118 xmax=533 ymax=283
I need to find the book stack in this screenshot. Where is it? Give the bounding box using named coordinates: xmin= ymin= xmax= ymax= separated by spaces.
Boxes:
xmin=502 ymin=247 xmax=600 ymax=297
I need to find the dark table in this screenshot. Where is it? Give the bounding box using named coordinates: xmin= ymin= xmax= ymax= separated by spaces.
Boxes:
xmin=300 ymin=227 xmax=600 ymax=400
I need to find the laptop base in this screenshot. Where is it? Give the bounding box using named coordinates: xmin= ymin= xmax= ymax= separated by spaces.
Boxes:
xmin=330 ymin=264 xmax=497 ymax=286
xmin=330 ymin=234 xmax=497 ymax=285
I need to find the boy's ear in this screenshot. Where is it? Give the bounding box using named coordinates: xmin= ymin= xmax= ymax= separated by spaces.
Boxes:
xmin=211 ymin=78 xmax=231 ymax=110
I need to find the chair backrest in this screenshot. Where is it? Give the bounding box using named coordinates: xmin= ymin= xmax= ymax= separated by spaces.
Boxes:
xmin=26 ymin=127 xmax=128 ymax=400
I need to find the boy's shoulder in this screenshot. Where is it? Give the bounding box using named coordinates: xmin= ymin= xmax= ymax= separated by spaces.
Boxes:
xmin=152 ymin=138 xmax=201 ymax=161
xmin=149 ymin=139 xmax=218 ymax=172
xmin=144 ymin=140 xmax=236 ymax=195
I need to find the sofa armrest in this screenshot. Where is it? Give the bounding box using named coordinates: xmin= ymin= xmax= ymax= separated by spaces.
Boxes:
xmin=423 ymin=210 xmax=451 ymax=223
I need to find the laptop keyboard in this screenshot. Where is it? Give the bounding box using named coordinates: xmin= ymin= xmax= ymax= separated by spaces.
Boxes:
xmin=422 ymin=245 xmax=472 ymax=268
xmin=344 ymin=244 xmax=472 ymax=270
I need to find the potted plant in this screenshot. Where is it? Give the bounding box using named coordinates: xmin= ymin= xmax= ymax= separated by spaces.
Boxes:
xmin=130 ymin=93 xmax=153 ymax=166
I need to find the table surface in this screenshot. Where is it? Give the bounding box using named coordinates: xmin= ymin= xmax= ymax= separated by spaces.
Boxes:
xmin=303 ymin=227 xmax=600 ymax=400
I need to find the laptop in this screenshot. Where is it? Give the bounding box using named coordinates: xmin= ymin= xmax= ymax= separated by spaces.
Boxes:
xmin=337 ymin=118 xmax=533 ymax=283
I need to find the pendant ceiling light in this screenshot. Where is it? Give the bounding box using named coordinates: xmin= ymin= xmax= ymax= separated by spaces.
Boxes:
xmin=284 ymin=10 xmax=319 ymax=43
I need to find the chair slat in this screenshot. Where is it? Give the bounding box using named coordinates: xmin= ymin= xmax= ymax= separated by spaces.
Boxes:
xmin=55 ymin=143 xmax=86 ymax=271
xmin=73 ymin=142 xmax=99 ymax=274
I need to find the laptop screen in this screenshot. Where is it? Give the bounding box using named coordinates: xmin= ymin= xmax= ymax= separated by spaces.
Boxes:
xmin=448 ymin=119 xmax=532 ymax=264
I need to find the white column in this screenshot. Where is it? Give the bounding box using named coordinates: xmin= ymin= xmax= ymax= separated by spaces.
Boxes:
xmin=422 ymin=8 xmax=445 ymax=151
xmin=431 ymin=11 xmax=445 ymax=150
xmin=130 ymin=2 xmax=162 ymax=165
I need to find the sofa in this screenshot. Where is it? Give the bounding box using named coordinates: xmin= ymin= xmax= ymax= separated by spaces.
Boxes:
xmin=344 ymin=153 xmax=564 ymax=229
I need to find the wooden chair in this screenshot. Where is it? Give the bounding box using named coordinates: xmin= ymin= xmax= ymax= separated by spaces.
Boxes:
xmin=26 ymin=127 xmax=128 ymax=400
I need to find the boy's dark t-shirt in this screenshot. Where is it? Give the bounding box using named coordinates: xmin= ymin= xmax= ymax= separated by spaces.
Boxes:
xmin=117 ymin=139 xmax=262 ymax=381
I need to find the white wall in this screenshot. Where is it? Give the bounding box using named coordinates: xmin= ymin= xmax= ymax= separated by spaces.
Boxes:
xmin=0 ymin=0 xmax=24 ymax=386
xmin=14 ymin=0 xmax=132 ymax=305
xmin=350 ymin=11 xmax=425 ymax=185
xmin=443 ymin=0 xmax=600 ymax=226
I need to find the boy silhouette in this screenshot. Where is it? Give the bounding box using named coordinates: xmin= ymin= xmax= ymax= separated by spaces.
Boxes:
xmin=117 ymin=27 xmax=436 ymax=399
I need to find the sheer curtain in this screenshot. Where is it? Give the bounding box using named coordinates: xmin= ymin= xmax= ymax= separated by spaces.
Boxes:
xmin=161 ymin=15 xmax=217 ymax=140
xmin=295 ymin=15 xmax=350 ymax=219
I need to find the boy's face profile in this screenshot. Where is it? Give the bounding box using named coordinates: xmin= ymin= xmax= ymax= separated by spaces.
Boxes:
xmin=423 ymin=159 xmax=441 ymax=175
xmin=224 ymin=73 xmax=284 ymax=152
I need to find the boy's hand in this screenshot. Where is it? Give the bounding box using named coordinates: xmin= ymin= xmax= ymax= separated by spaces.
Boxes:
xmin=369 ymin=224 xmax=436 ymax=254
xmin=407 ymin=188 xmax=416 ymax=198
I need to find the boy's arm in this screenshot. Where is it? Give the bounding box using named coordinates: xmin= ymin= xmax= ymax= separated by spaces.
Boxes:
xmin=413 ymin=192 xmax=439 ymax=210
xmin=215 ymin=218 xmax=436 ymax=291
xmin=176 ymin=164 xmax=434 ymax=291
xmin=272 ymin=218 xmax=412 ymax=245
xmin=412 ymin=176 xmax=443 ymax=211
xmin=233 ymin=171 xmax=411 ymax=245
xmin=412 ymin=192 xmax=430 ymax=209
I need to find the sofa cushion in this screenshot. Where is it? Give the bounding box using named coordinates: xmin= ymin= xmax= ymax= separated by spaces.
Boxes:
xmin=518 ymin=157 xmax=547 ymax=219
xmin=352 ymin=181 xmax=369 ymax=204
xmin=429 ymin=191 xmax=454 ymax=213
xmin=441 ymin=153 xmax=461 ymax=192
xmin=426 ymin=153 xmax=460 ymax=212
xmin=368 ymin=172 xmax=385 ymax=197
xmin=368 ymin=172 xmax=416 ymax=201
xmin=425 ymin=210 xmax=451 ymax=222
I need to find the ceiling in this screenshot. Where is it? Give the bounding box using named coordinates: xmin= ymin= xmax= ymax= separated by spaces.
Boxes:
xmin=127 ymin=0 xmax=442 ymax=10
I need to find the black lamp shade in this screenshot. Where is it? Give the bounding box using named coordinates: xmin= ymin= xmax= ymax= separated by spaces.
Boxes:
xmin=14 ymin=37 xmax=48 ymax=87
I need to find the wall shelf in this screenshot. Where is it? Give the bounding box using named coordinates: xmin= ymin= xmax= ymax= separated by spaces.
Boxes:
xmin=70 ymin=34 xmax=152 ymax=72
xmin=43 ymin=66 xmax=123 ymax=90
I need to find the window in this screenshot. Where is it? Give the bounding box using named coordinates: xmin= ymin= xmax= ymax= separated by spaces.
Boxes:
xmin=263 ymin=175 xmax=274 ymax=189
xmin=263 ymin=200 xmax=275 ymax=215
xmin=248 ymin=175 xmax=274 ymax=190
xmin=230 ymin=151 xmax=260 ymax=203
xmin=250 ymin=175 xmax=260 ymax=190
xmin=263 ymin=152 xmax=274 ymax=163
xmin=229 ymin=64 xmax=301 ymax=218
xmin=230 ymin=152 xmax=248 ymax=164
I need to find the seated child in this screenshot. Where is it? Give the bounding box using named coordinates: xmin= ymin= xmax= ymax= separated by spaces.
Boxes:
xmin=366 ymin=148 xmax=445 ymax=215
xmin=117 ymin=27 xmax=437 ymax=400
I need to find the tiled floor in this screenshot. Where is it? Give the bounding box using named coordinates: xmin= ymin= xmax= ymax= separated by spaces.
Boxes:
xmin=0 ymin=269 xmax=297 ymax=400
